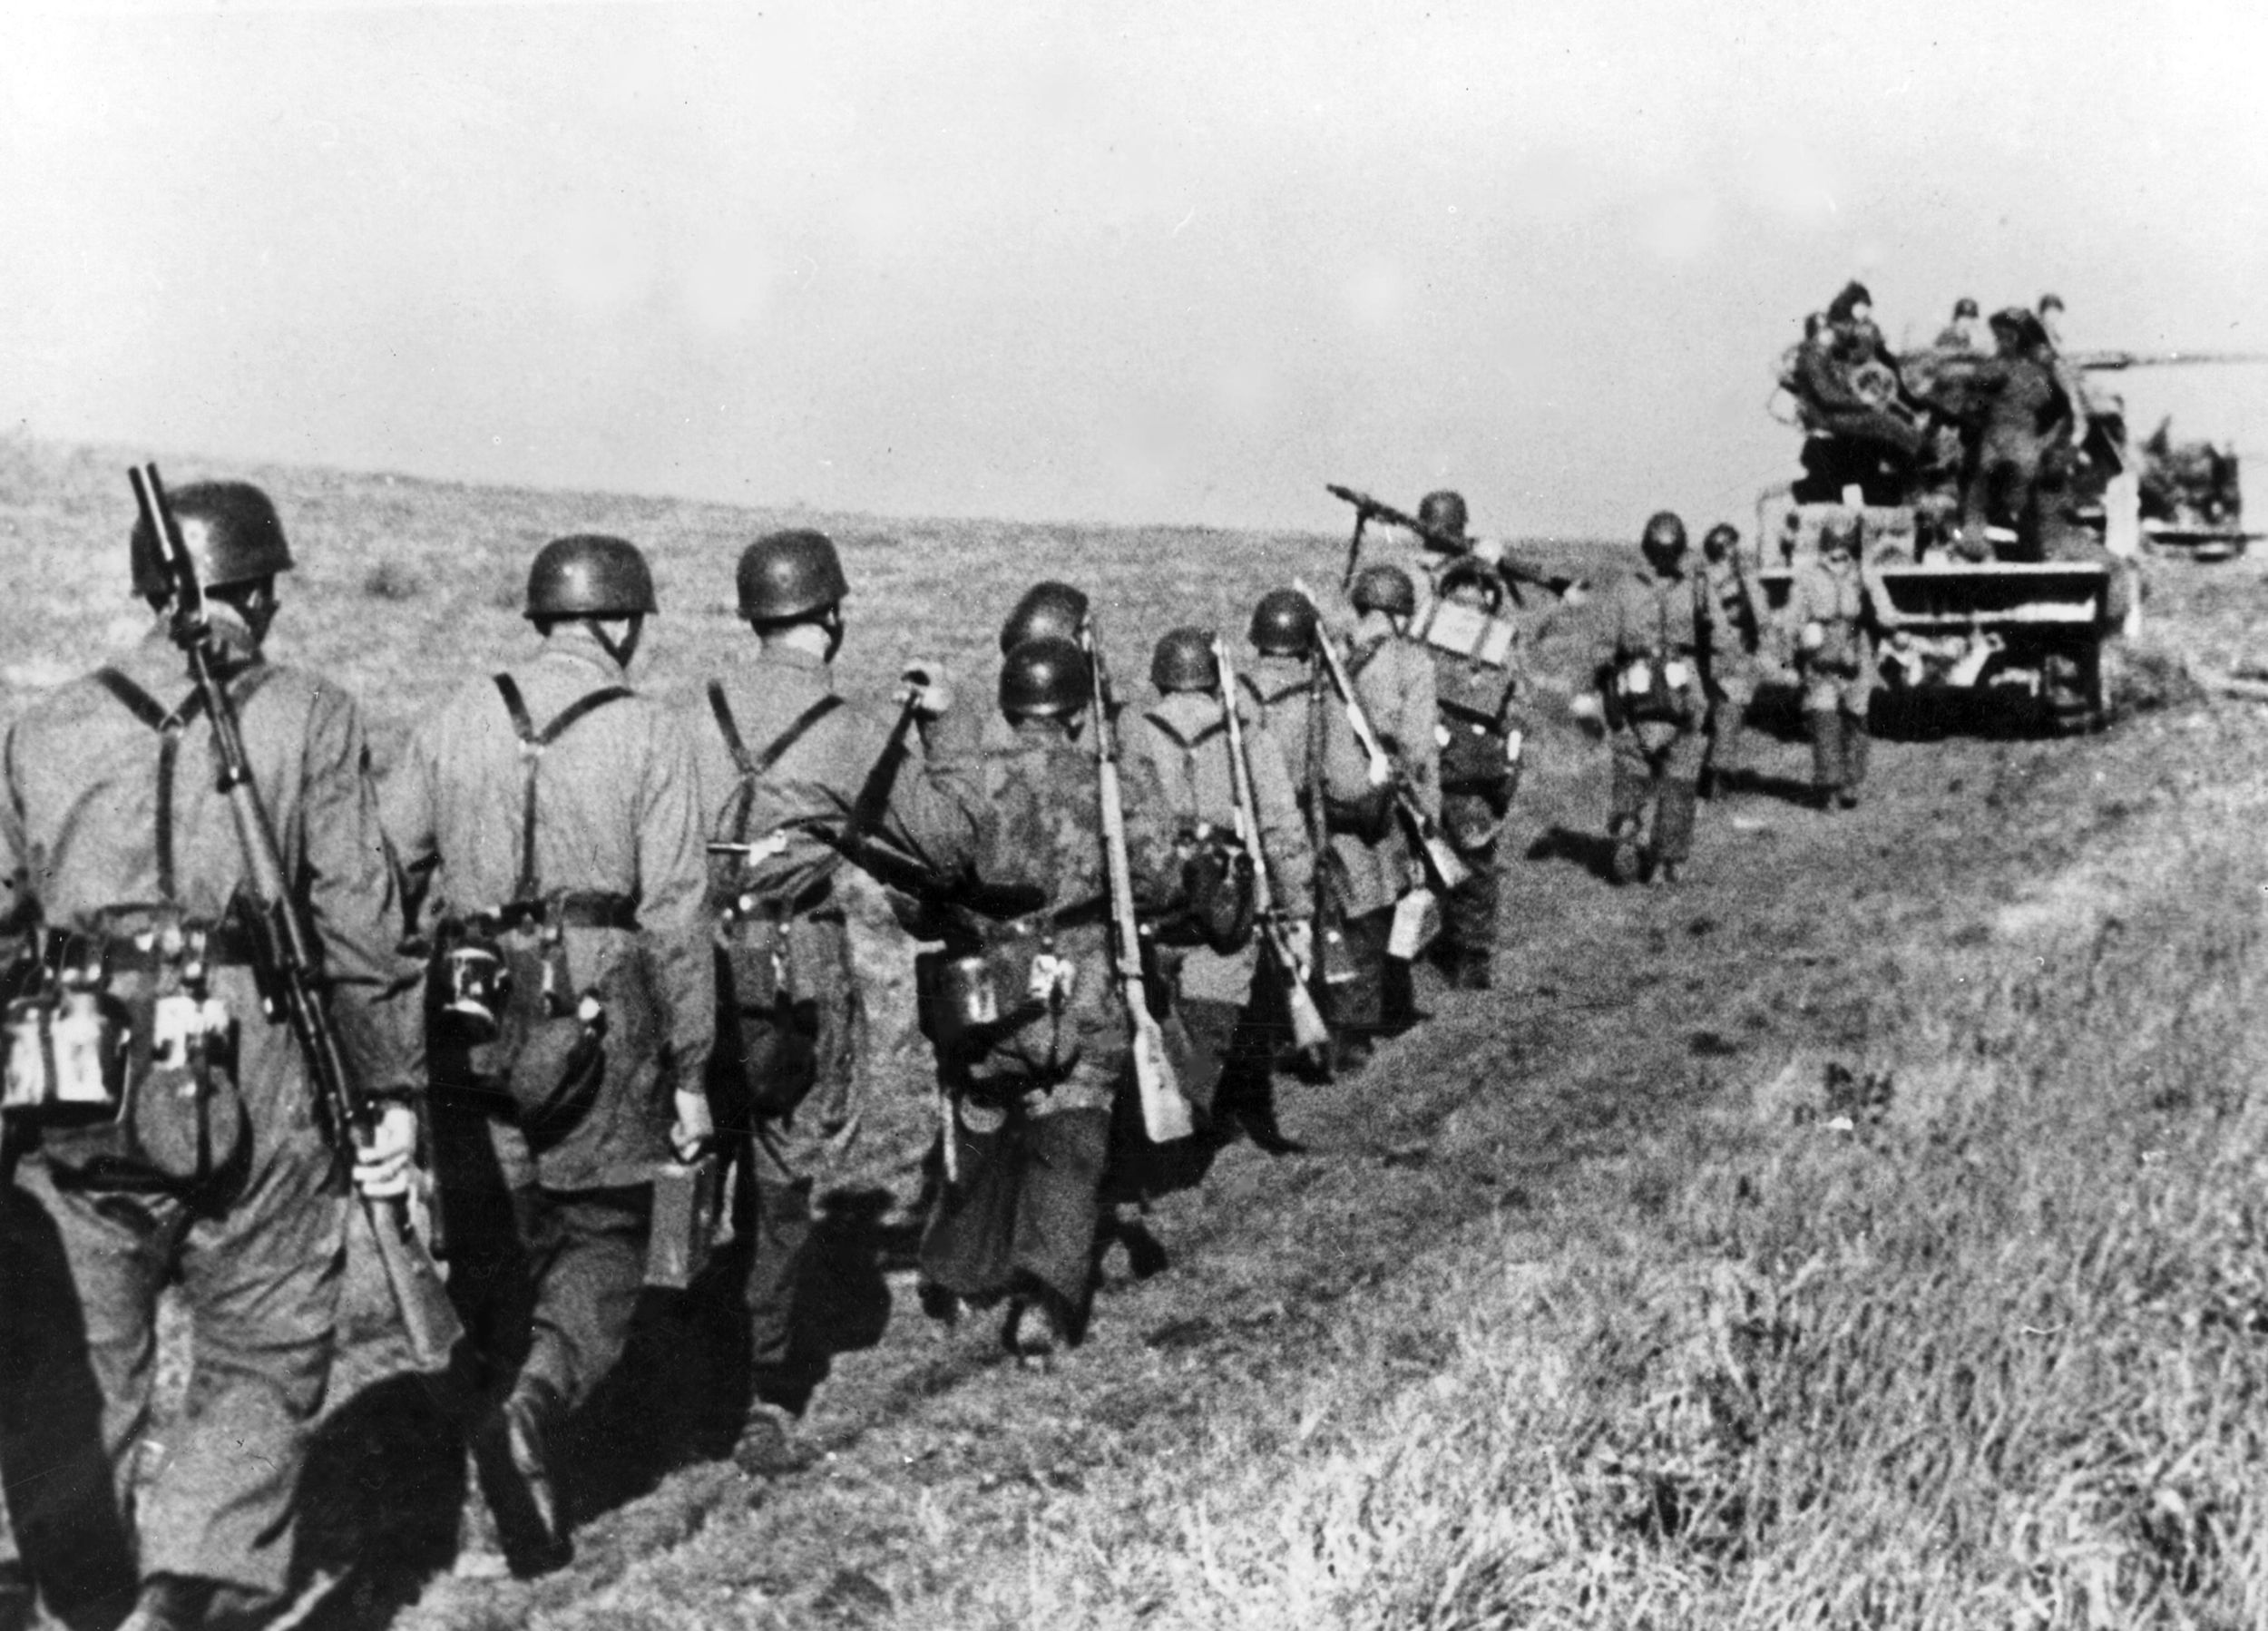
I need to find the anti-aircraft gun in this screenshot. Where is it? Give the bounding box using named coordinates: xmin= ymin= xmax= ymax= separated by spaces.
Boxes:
xmin=1751 ymin=330 xmax=2259 ymax=731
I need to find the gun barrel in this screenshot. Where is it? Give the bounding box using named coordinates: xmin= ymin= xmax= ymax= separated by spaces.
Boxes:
xmin=2076 ymin=349 xmax=2268 ymax=372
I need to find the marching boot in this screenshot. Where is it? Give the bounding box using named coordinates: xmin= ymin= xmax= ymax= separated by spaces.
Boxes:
xmin=1805 ymin=709 xmax=1843 ymax=810
xmin=472 ymin=1382 xmax=572 ymax=1577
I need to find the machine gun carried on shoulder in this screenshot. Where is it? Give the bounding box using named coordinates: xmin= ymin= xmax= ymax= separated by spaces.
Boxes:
xmin=1291 ymin=581 xmax=1470 ymax=894
xmin=130 ymin=464 xmax=463 ymax=1372
xmin=1211 ymin=639 xmax=1331 ymax=1064
xmin=1326 ymin=483 xmax=1587 ymax=602
xmin=1085 ymin=624 xmax=1194 ymax=1144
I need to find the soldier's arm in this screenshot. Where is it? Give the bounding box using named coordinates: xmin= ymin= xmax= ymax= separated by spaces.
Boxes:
xmin=1246 ymin=716 xmax=1315 ymax=903
xmin=1117 ymin=746 xmax=1186 ymax=913
xmin=638 ymin=710 xmax=718 ymax=1090
xmin=1399 ymin=649 xmax=1442 ymax=820
xmin=377 ymin=713 xmax=444 ymax=931
xmin=300 ymin=685 xmax=424 ymax=1099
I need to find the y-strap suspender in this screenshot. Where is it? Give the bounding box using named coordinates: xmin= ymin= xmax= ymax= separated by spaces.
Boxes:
xmin=493 ymin=674 xmax=632 ymax=904
xmin=93 ymin=665 xmax=271 ymax=906
xmin=705 ymin=683 xmax=845 ymax=848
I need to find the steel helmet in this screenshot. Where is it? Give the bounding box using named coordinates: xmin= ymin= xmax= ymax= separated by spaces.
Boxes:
xmin=1701 ymin=523 xmax=1740 ymax=560
xmin=1149 ymin=627 xmax=1220 ymax=694
xmin=129 ymin=481 xmax=294 ymax=598
xmin=1640 ymin=511 xmax=1688 ymax=562
xmin=1417 ymin=490 xmax=1469 ymax=539
xmin=1819 ymin=508 xmax=1861 ymax=558
xmin=524 ymin=534 xmax=657 ymax=620
xmin=1247 ymin=588 xmax=1317 ymax=658
xmin=1952 ymin=296 xmax=1980 ymax=319
xmin=1349 ymin=563 xmax=1416 ymax=619
xmin=998 ymin=635 xmax=1091 ymax=719
xmin=998 ymin=581 xmax=1090 ymax=654
xmin=737 ymin=529 xmax=848 ymax=622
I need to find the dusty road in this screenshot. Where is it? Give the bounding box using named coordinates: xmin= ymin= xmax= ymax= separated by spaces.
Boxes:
xmin=323 ymin=593 xmax=2191 ymax=1631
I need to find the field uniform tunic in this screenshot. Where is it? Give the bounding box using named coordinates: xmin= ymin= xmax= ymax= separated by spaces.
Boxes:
xmin=689 ymin=643 xmax=985 ymax=1389
xmin=0 ymin=622 xmax=417 ymax=1619
xmin=386 ymin=621 xmax=711 ymax=1418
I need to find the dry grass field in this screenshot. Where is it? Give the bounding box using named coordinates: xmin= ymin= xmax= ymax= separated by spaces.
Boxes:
xmin=5 ymin=433 xmax=2267 ymax=1629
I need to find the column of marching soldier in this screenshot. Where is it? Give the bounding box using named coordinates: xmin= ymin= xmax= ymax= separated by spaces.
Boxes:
xmin=0 ymin=474 xmax=1819 ymax=1627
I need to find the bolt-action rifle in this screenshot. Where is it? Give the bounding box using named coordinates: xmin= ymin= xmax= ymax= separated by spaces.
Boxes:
xmin=1211 ymin=639 xmax=1331 ymax=1063
xmin=1325 ymin=483 xmax=1587 ymax=602
xmin=1086 ymin=624 xmax=1193 ymax=1144
xmin=130 ymin=464 xmax=463 ymax=1372
xmin=1291 ymin=580 xmax=1471 ymax=894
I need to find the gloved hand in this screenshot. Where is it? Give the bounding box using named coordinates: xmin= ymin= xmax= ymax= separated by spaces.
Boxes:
xmin=901 ymin=663 xmax=955 ymax=719
xmin=352 ymin=1102 xmax=419 ymax=1199
xmin=670 ymin=1087 xmax=715 ymax=1161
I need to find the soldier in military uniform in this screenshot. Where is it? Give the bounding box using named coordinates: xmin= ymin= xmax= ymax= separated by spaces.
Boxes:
xmin=1239 ymin=591 xmax=1376 ymax=1067
xmin=386 ymin=534 xmax=714 ymax=1577
xmin=689 ymin=530 xmax=984 ymax=1439
xmin=1130 ymin=628 xmax=1311 ymax=1145
xmin=1696 ymin=522 xmax=1767 ymax=799
xmin=1402 ymin=491 xmax=1528 ymax=991
xmin=1318 ymin=565 xmax=1438 ymax=1070
xmin=0 ymin=483 xmax=421 ymax=1631
xmin=1786 ymin=510 xmax=1876 ymax=810
xmin=1598 ymin=513 xmax=1716 ymax=885
xmin=986 ymin=581 xmax=1090 ymax=752
xmin=915 ymin=637 xmax=1182 ymax=1365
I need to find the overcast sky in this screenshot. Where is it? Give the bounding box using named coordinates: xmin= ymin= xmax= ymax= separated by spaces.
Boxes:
xmin=5 ymin=0 xmax=2265 ymax=540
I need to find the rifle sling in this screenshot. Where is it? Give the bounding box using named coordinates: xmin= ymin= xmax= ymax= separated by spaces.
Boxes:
xmin=94 ymin=664 xmax=272 ymax=907
xmin=494 ymin=674 xmax=634 ymax=905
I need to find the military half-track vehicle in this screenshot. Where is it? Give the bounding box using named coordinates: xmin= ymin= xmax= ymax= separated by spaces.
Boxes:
xmin=1745 ymin=331 xmax=2265 ymax=731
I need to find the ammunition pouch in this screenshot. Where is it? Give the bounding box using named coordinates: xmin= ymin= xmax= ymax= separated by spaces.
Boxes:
xmin=1438 ymin=711 xmax=1520 ymax=802
xmin=1612 ymin=655 xmax=1698 ymax=726
xmin=24 ymin=919 xmax=251 ymax=1190
xmin=432 ymin=894 xmax=638 ymax=1148
xmin=1803 ymin=624 xmax=1862 ymax=678
xmin=713 ymin=888 xmax=841 ymax=1118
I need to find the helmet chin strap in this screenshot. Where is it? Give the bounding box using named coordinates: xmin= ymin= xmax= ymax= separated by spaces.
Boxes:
xmin=822 ymin=607 xmax=846 ymax=665
xmin=589 ymin=615 xmax=644 ymax=671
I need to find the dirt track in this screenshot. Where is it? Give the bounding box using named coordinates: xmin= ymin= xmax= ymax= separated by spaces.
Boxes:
xmin=0 ymin=442 xmax=2232 ymax=1628
xmin=308 ymin=599 xmax=2181 ymax=1631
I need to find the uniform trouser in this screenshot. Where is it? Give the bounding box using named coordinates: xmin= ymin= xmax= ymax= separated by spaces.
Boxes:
xmin=435 ymin=1106 xmax=649 ymax=1419
xmin=0 ymin=1136 xmax=345 ymax=1619
xmin=713 ymin=914 xmax=860 ymax=1385
xmin=920 ymin=1103 xmax=1110 ymax=1316
xmin=1806 ymin=707 xmax=1871 ymax=798
xmin=1441 ymin=790 xmax=1507 ymax=960
xmin=1609 ymin=726 xmax=1705 ymax=865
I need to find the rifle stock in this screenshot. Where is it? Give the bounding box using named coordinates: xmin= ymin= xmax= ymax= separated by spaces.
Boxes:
xmin=1084 ymin=625 xmax=1192 ymax=1144
xmin=1211 ymin=640 xmax=1330 ymax=1060
xmin=131 ymin=464 xmax=463 ymax=1372
xmin=1290 ymin=581 xmax=1471 ymax=894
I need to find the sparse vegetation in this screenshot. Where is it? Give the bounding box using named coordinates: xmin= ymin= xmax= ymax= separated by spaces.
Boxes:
xmin=5 ymin=437 xmax=2266 ymax=1629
